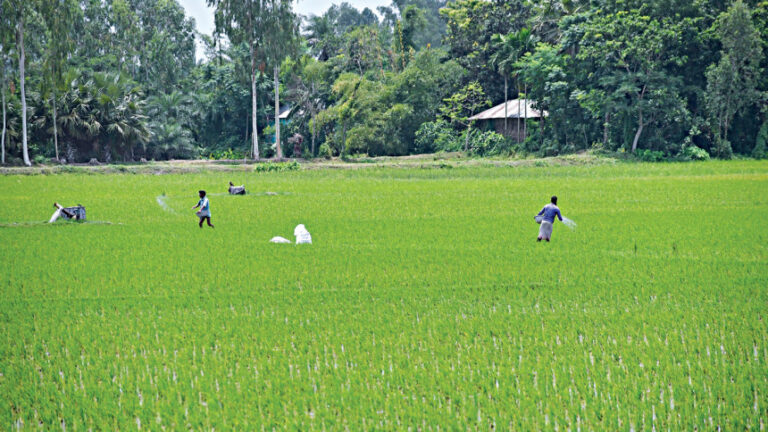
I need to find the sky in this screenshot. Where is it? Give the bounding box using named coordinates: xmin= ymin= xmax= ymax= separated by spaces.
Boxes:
xmin=177 ymin=0 xmax=392 ymax=60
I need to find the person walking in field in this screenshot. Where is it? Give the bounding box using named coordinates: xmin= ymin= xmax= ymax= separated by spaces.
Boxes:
xmin=535 ymin=195 xmax=563 ymax=242
xmin=192 ymin=190 xmax=214 ymax=228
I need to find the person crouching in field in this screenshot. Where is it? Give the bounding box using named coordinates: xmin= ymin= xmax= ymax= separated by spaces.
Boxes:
xmin=536 ymin=196 xmax=563 ymax=242
xmin=192 ymin=190 xmax=214 ymax=228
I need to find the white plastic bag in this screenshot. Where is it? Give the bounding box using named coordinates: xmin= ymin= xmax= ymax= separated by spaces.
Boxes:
xmin=269 ymin=236 xmax=291 ymax=244
xmin=49 ymin=208 xmax=63 ymax=223
xmin=294 ymin=224 xmax=312 ymax=244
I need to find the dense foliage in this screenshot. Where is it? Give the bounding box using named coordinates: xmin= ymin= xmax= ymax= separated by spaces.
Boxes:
xmin=0 ymin=0 xmax=766 ymax=164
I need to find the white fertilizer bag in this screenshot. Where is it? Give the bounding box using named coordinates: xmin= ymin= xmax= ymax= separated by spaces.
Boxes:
xmin=49 ymin=208 xmax=63 ymax=223
xmin=294 ymin=224 xmax=312 ymax=244
xmin=269 ymin=236 xmax=291 ymax=244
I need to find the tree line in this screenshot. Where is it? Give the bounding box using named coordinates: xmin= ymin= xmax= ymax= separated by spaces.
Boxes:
xmin=0 ymin=0 xmax=766 ymax=165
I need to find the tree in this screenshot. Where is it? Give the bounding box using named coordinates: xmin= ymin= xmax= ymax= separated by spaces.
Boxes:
xmin=208 ymin=0 xmax=270 ymax=160
xmin=10 ymin=0 xmax=34 ymax=165
xmin=0 ymin=0 xmax=11 ymax=164
xmin=440 ymin=0 xmax=529 ymax=102
xmin=490 ymin=33 xmax=516 ymax=134
xmin=440 ymin=81 xmax=490 ymax=152
xmin=40 ymin=0 xmax=77 ymax=162
xmin=705 ymin=1 xmax=762 ymax=157
xmin=262 ymin=0 xmax=299 ymax=159
xmin=577 ymin=11 xmax=688 ymax=153
xmin=286 ymin=57 xmax=328 ymax=156
xmin=490 ymin=28 xmax=537 ymax=139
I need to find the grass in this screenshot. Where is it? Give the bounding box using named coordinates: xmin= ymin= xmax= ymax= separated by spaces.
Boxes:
xmin=1 ymin=160 xmax=767 ymax=429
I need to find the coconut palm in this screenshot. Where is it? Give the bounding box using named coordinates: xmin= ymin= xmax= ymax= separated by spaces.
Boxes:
xmin=490 ymin=33 xmax=517 ymax=134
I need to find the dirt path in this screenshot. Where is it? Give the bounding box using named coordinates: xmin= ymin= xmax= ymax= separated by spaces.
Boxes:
xmin=0 ymin=152 xmax=616 ymax=175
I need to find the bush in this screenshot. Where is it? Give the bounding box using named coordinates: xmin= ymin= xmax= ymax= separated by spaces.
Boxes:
xmin=683 ymin=145 xmax=710 ymax=161
xmin=253 ymin=161 xmax=301 ymax=173
xmin=713 ymin=138 xmax=733 ymax=159
xmin=414 ymin=121 xmax=461 ymax=153
xmin=635 ymin=149 xmax=666 ymax=162
xmin=753 ymin=121 xmax=768 ymax=159
xmin=468 ymin=130 xmax=510 ymax=156
xmin=318 ymin=143 xmax=333 ymax=159
xmin=207 ymin=148 xmax=247 ymax=160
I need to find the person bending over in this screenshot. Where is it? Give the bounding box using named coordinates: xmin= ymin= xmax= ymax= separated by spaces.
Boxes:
xmin=192 ymin=190 xmax=214 ymax=228
xmin=536 ymin=195 xmax=562 ymax=242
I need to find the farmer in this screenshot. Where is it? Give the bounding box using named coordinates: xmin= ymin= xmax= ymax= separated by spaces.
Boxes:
xmin=192 ymin=190 xmax=214 ymax=228
xmin=536 ymin=195 xmax=563 ymax=242
xmin=228 ymin=181 xmax=246 ymax=195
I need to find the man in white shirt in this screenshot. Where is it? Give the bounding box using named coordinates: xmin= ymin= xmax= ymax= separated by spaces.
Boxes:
xmin=192 ymin=190 xmax=214 ymax=228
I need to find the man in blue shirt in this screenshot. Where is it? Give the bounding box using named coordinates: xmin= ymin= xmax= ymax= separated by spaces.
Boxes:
xmin=192 ymin=190 xmax=214 ymax=228
xmin=536 ymin=195 xmax=562 ymax=242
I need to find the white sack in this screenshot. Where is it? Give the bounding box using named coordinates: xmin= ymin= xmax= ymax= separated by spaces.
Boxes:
xmin=294 ymin=224 xmax=312 ymax=244
xmin=270 ymin=236 xmax=292 ymax=244
xmin=49 ymin=209 xmax=62 ymax=223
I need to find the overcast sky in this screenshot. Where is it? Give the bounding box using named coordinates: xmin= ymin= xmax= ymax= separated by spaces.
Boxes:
xmin=177 ymin=0 xmax=392 ymax=59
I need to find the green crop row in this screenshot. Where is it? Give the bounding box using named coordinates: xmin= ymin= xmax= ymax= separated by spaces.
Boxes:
xmin=1 ymin=161 xmax=766 ymax=429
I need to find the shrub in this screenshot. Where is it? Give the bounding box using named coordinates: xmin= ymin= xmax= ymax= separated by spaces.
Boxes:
xmin=753 ymin=121 xmax=768 ymax=159
xmin=253 ymin=161 xmax=301 ymax=173
xmin=713 ymin=138 xmax=733 ymax=159
xmin=468 ymin=130 xmax=510 ymax=156
xmin=208 ymin=148 xmax=246 ymax=160
xmin=318 ymin=143 xmax=333 ymax=159
xmin=414 ymin=121 xmax=461 ymax=153
xmin=683 ymin=145 xmax=710 ymax=161
xmin=635 ymin=149 xmax=666 ymax=162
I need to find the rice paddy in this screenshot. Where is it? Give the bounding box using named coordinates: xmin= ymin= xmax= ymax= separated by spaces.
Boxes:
xmin=1 ymin=160 xmax=767 ymax=429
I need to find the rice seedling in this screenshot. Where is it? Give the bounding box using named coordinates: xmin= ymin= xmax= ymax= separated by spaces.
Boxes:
xmin=0 ymin=161 xmax=766 ymax=429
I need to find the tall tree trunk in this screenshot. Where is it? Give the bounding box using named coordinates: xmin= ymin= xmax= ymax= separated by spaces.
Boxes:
xmin=516 ymin=81 xmax=521 ymax=142
xmin=1 ymin=66 xmax=6 ymax=165
xmin=523 ymin=83 xmax=528 ymax=140
xmin=503 ymin=76 xmax=508 ymax=135
xmin=245 ymin=107 xmax=250 ymax=156
xmin=310 ymin=83 xmax=316 ymax=156
xmin=18 ymin=18 xmax=30 ymax=166
xmin=341 ymin=121 xmax=347 ymax=156
xmin=52 ymin=89 xmax=59 ymax=161
xmin=464 ymin=123 xmax=471 ymax=152
xmin=603 ymin=112 xmax=609 ymax=146
xmin=631 ymin=109 xmax=644 ymax=153
xmin=274 ymin=65 xmax=282 ymax=159
xmin=250 ymin=43 xmax=260 ymax=160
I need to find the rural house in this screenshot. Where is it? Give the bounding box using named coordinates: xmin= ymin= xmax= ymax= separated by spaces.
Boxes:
xmin=469 ymin=99 xmax=548 ymax=142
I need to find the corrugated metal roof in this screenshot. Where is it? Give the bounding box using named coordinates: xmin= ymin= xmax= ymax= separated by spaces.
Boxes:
xmin=469 ymin=99 xmax=547 ymax=120
xmin=278 ymin=106 xmax=292 ymax=119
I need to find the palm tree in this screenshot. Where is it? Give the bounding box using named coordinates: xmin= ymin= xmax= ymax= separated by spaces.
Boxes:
xmin=150 ymin=122 xmax=195 ymax=159
xmin=147 ymin=91 xmax=191 ymax=125
xmin=305 ymin=14 xmax=336 ymax=60
xmin=511 ymin=28 xmax=537 ymax=139
xmin=54 ymin=72 xmax=149 ymax=162
xmin=286 ymin=59 xmax=327 ymax=156
xmin=147 ymin=90 xmax=197 ymax=159
xmin=490 ymin=33 xmax=517 ymax=135
xmin=529 ymin=0 xmax=585 ymax=44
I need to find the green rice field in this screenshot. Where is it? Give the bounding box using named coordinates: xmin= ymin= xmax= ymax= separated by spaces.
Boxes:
xmin=1 ymin=161 xmax=767 ymax=429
